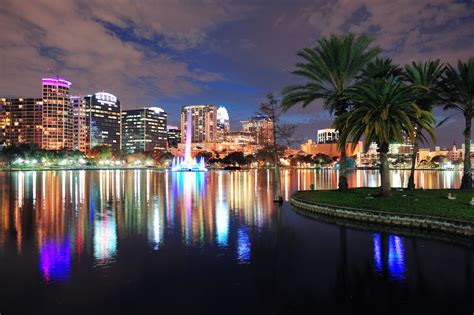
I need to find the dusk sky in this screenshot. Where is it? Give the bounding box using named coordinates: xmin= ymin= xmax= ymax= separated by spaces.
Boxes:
xmin=1 ymin=0 xmax=473 ymax=147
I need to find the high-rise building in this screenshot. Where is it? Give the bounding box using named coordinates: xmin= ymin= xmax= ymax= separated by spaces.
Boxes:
xmin=180 ymin=105 xmax=217 ymax=146
xmin=317 ymin=128 xmax=339 ymax=144
xmin=240 ymin=114 xmax=274 ymax=146
xmin=167 ymin=125 xmax=181 ymax=148
xmin=0 ymin=101 xmax=7 ymax=147
xmin=216 ymin=106 xmax=230 ymax=143
xmin=42 ymin=77 xmax=73 ymax=150
xmin=70 ymin=95 xmax=88 ymax=153
xmin=0 ymin=98 xmax=43 ymax=148
xmin=84 ymin=92 xmax=121 ymax=152
xmin=122 ymin=107 xmax=168 ymax=153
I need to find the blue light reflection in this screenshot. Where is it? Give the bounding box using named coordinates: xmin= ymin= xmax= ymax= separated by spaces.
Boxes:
xmin=39 ymin=238 xmax=71 ymax=283
xmin=237 ymin=226 xmax=251 ymax=264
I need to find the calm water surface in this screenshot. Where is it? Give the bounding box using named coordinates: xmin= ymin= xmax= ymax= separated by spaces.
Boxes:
xmin=0 ymin=169 xmax=472 ymax=314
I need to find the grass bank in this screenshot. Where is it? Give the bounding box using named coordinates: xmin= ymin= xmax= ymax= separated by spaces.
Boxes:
xmin=293 ymin=188 xmax=474 ymax=222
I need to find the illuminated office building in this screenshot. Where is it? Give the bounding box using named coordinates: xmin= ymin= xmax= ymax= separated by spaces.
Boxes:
xmin=84 ymin=92 xmax=121 ymax=151
xmin=122 ymin=107 xmax=168 ymax=153
xmin=240 ymin=114 xmax=274 ymax=146
xmin=216 ymin=106 xmax=230 ymax=143
xmin=317 ymin=128 xmax=339 ymax=144
xmin=42 ymin=77 xmax=73 ymax=150
xmin=70 ymin=96 xmax=88 ymax=153
xmin=0 ymin=98 xmax=43 ymax=148
xmin=167 ymin=126 xmax=181 ymax=148
xmin=180 ymin=105 xmax=217 ymax=147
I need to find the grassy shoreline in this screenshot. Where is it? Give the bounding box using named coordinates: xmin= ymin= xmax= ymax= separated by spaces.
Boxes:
xmin=293 ymin=188 xmax=474 ymax=222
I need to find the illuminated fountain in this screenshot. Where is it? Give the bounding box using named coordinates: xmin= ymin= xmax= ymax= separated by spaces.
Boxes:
xmin=171 ymin=109 xmax=207 ymax=172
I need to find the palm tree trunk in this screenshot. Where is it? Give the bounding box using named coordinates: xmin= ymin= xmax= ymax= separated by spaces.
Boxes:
xmin=272 ymin=116 xmax=283 ymax=202
xmin=380 ymin=143 xmax=391 ymax=197
xmin=460 ymin=115 xmax=472 ymax=189
xmin=338 ymin=145 xmax=349 ymax=191
xmin=407 ymin=137 xmax=419 ymax=190
xmin=274 ymin=158 xmax=282 ymax=202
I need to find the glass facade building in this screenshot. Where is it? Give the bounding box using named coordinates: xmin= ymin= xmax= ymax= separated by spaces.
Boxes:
xmin=122 ymin=107 xmax=168 ymax=153
xmin=42 ymin=77 xmax=73 ymax=150
xmin=0 ymin=98 xmax=43 ymax=148
xmin=70 ymin=96 xmax=88 ymax=153
xmin=84 ymin=92 xmax=121 ymax=152
xmin=180 ymin=105 xmax=217 ymax=145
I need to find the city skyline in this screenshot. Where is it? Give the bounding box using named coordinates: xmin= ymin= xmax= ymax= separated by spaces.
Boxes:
xmin=1 ymin=0 xmax=473 ymax=146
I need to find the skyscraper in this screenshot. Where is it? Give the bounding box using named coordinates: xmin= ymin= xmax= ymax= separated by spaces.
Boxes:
xmin=71 ymin=95 xmax=88 ymax=153
xmin=42 ymin=77 xmax=73 ymax=150
xmin=84 ymin=92 xmax=121 ymax=151
xmin=240 ymin=114 xmax=274 ymax=146
xmin=122 ymin=107 xmax=168 ymax=153
xmin=180 ymin=105 xmax=217 ymax=147
xmin=216 ymin=106 xmax=230 ymax=143
xmin=0 ymin=97 xmax=43 ymax=148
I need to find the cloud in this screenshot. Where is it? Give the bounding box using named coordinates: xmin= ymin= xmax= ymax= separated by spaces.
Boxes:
xmin=1 ymin=0 xmax=472 ymax=146
xmin=300 ymin=0 xmax=474 ymax=63
xmin=0 ymin=0 xmax=239 ymax=103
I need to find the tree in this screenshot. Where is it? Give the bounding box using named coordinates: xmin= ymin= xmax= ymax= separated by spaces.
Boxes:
xmin=335 ymin=78 xmax=435 ymax=196
xmin=359 ymin=57 xmax=403 ymax=81
xmin=430 ymin=155 xmax=448 ymax=167
xmin=255 ymin=148 xmax=274 ymax=164
xmin=404 ymin=59 xmax=445 ymax=189
xmin=90 ymin=145 xmax=113 ymax=160
xmin=222 ymin=151 xmax=246 ymax=165
xmin=282 ymin=33 xmax=381 ymax=191
xmin=156 ymin=151 xmax=174 ymax=166
xmin=441 ymin=58 xmax=474 ymax=189
xmin=260 ymin=92 xmax=296 ymax=202
xmin=313 ymin=153 xmax=333 ymax=165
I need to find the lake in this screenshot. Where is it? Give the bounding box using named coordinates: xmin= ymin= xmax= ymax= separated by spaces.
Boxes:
xmin=0 ymin=169 xmax=472 ymax=314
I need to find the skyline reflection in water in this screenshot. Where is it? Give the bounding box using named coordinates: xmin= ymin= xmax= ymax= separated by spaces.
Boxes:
xmin=0 ymin=169 xmax=471 ymax=314
xmin=0 ymin=169 xmax=464 ymax=281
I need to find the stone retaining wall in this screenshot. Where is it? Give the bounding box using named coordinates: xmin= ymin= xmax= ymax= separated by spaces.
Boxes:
xmin=290 ymin=195 xmax=474 ymax=237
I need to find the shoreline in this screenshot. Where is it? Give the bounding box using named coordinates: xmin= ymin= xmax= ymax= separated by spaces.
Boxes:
xmin=0 ymin=166 xmax=464 ymax=172
xmin=290 ymin=190 xmax=474 ymax=237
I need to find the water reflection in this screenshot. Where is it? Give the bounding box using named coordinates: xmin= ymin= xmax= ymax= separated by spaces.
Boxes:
xmin=373 ymin=233 xmax=406 ymax=282
xmin=39 ymin=238 xmax=71 ymax=283
xmin=237 ymin=226 xmax=251 ymax=264
xmin=0 ymin=169 xmax=472 ymax=314
xmin=0 ymin=169 xmax=464 ymax=285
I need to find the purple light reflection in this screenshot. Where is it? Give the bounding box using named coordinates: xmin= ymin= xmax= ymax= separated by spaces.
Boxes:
xmin=39 ymin=238 xmax=71 ymax=283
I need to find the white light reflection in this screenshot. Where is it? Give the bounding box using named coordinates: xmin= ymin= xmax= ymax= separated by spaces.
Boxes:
xmin=152 ymin=203 xmax=163 ymax=250
xmin=216 ymin=172 xmax=229 ymax=248
xmin=93 ymin=210 xmax=117 ymax=265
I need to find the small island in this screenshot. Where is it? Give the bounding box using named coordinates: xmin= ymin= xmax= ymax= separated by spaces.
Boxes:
xmin=292 ymin=188 xmax=474 ymax=236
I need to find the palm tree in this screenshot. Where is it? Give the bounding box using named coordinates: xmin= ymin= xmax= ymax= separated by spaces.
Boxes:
xmin=335 ymin=78 xmax=435 ymax=196
xmin=281 ymin=33 xmax=381 ymax=191
xmin=404 ymin=60 xmax=445 ymax=190
xmin=441 ymin=58 xmax=474 ymax=189
xmin=359 ymin=57 xmax=403 ymax=81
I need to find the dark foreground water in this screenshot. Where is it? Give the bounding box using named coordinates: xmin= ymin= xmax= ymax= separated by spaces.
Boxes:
xmin=0 ymin=169 xmax=472 ymax=314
